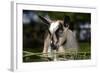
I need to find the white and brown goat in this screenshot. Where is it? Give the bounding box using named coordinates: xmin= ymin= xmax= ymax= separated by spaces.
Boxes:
xmin=39 ymin=15 xmax=78 ymax=61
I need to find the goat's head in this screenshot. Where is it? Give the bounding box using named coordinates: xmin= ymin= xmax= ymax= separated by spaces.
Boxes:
xmin=39 ymin=15 xmax=70 ymax=50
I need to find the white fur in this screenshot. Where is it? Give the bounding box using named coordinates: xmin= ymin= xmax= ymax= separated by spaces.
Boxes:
xmin=49 ymin=21 xmax=59 ymax=34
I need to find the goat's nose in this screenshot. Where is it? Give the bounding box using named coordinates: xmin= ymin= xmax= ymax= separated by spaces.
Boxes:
xmin=50 ymin=43 xmax=58 ymax=50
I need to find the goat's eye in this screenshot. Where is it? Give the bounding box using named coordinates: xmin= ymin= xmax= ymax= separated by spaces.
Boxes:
xmin=58 ymin=29 xmax=63 ymax=34
xmin=58 ymin=30 xmax=63 ymax=33
xmin=55 ymin=28 xmax=63 ymax=37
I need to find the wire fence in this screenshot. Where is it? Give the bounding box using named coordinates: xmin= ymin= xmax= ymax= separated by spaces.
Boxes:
xmin=23 ymin=51 xmax=91 ymax=62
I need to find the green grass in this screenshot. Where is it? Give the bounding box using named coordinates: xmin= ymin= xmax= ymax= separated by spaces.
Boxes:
xmin=23 ymin=42 xmax=91 ymax=62
xmin=79 ymin=42 xmax=91 ymax=52
xmin=23 ymin=48 xmax=42 ymax=53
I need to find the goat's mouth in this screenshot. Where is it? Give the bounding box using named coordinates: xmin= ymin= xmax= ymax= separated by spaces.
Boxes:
xmin=50 ymin=43 xmax=59 ymax=50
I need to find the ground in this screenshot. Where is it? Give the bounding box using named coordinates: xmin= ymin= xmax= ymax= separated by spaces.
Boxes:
xmin=23 ymin=42 xmax=91 ymax=62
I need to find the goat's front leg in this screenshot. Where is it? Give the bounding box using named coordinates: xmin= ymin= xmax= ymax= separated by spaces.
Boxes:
xmin=43 ymin=34 xmax=51 ymax=57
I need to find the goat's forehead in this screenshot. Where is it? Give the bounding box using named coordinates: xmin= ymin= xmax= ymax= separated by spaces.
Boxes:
xmin=49 ymin=21 xmax=60 ymax=34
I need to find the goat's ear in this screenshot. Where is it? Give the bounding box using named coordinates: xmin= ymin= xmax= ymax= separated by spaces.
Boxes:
xmin=63 ymin=16 xmax=70 ymax=27
xmin=38 ymin=15 xmax=51 ymax=25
